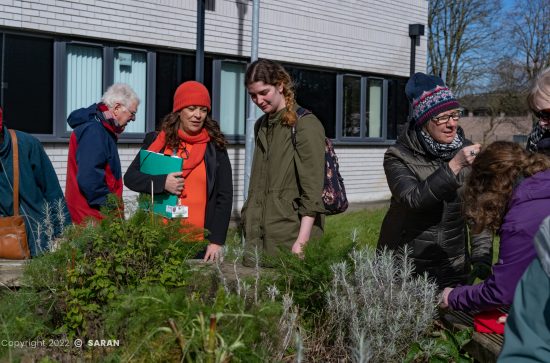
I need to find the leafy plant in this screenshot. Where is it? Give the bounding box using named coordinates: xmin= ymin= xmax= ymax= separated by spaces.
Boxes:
xmin=62 ymin=205 xmax=207 ymax=337
xmin=270 ymin=236 xmax=355 ymax=318
xmin=405 ymin=324 xmax=473 ymax=363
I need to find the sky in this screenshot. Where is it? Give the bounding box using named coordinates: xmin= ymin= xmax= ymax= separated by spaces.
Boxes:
xmin=502 ymin=0 xmax=514 ymax=11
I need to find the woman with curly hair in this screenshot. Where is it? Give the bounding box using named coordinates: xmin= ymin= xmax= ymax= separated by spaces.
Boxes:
xmin=441 ymin=141 xmax=550 ymax=312
xmin=124 ymin=81 xmax=233 ymax=262
xmin=241 ymin=59 xmax=325 ymax=264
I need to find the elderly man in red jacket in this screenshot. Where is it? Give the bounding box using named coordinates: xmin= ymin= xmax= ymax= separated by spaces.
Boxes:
xmin=65 ymin=83 xmax=139 ymax=224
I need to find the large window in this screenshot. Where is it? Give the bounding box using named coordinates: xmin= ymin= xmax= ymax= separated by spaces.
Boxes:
xmin=62 ymin=43 xmax=152 ymax=136
xmin=343 ymin=76 xmax=361 ymax=138
xmin=1 ymin=34 xmax=53 ymax=134
xmin=286 ymin=65 xmax=337 ymax=139
xmin=367 ymin=78 xmax=383 ymax=138
xmin=218 ymin=61 xmax=246 ymax=136
xmin=387 ymin=77 xmax=408 ymax=140
xmin=66 ymin=44 xmax=103 ymax=131
xmin=114 ymin=49 xmax=147 ymax=133
xmin=155 ymin=51 xmax=212 ymax=128
xmin=0 ymin=30 xmax=408 ymax=144
xmin=338 ymin=75 xmax=387 ymax=141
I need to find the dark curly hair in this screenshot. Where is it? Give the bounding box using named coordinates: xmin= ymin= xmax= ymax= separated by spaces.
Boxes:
xmin=158 ymin=112 xmax=228 ymax=151
xmin=245 ymin=58 xmax=297 ymax=126
xmin=464 ymin=141 xmax=550 ymax=234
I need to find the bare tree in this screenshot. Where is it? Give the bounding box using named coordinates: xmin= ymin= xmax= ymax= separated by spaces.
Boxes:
xmin=505 ymin=0 xmax=550 ymax=81
xmin=427 ymin=0 xmax=502 ymax=95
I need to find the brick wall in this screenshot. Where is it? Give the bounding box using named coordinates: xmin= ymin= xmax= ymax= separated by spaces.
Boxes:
xmin=1 ymin=0 xmax=427 ymax=76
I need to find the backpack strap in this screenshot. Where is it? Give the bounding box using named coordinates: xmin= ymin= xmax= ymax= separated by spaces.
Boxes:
xmin=291 ymin=107 xmax=312 ymax=149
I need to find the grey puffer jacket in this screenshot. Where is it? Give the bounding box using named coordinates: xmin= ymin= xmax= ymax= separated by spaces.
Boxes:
xmin=377 ymin=125 xmax=492 ymax=289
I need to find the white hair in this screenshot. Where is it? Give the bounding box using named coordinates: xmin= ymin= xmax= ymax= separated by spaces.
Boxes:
xmin=101 ymin=83 xmax=140 ymax=108
xmin=528 ymin=67 xmax=550 ymax=113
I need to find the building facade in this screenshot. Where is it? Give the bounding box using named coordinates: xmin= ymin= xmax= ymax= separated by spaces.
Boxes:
xmin=0 ymin=0 xmax=428 ymax=212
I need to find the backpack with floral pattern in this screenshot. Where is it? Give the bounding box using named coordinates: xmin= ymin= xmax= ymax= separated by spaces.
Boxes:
xmin=292 ymin=108 xmax=348 ymax=215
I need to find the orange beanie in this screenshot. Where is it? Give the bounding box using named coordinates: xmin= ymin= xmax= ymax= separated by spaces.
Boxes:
xmin=172 ymin=81 xmax=211 ymax=113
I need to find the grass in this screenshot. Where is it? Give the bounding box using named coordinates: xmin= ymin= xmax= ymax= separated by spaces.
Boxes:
xmin=226 ymin=207 xmax=388 ymax=249
xmin=324 ymin=207 xmax=387 ymax=248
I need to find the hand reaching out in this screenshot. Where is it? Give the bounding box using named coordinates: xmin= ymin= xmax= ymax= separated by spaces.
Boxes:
xmin=448 ymin=144 xmax=481 ymax=175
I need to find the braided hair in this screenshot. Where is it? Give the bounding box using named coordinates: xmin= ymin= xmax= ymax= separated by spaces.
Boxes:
xmin=245 ymin=59 xmax=298 ymax=126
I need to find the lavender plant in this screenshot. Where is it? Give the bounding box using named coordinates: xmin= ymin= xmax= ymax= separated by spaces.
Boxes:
xmin=326 ymin=246 xmax=438 ymax=362
xmin=31 ymin=198 xmax=69 ymax=254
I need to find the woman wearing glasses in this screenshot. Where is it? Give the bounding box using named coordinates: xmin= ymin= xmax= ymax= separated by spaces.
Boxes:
xmin=526 ymin=67 xmax=550 ymax=156
xmin=124 ymin=81 xmax=233 ymax=262
xmin=377 ymin=72 xmax=492 ymax=289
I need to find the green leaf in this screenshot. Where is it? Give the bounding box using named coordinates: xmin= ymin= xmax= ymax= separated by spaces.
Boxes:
xmin=404 ymin=342 xmax=423 ymax=362
xmin=454 ymin=327 xmax=473 ymax=348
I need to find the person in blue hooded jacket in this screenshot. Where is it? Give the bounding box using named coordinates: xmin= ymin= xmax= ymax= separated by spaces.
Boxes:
xmin=498 ymin=216 xmax=550 ymax=362
xmin=0 ymin=107 xmax=70 ymax=256
xmin=65 ymin=83 xmax=139 ymax=224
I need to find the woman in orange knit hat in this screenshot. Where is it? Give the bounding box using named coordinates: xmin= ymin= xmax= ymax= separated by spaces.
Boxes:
xmin=124 ymin=81 xmax=233 ymax=262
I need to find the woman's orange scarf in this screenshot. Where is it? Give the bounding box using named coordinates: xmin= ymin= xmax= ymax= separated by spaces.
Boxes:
xmin=147 ymin=128 xmax=211 ymax=179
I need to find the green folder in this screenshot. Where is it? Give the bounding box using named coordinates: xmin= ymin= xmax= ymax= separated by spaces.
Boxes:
xmin=139 ymin=149 xmax=183 ymax=218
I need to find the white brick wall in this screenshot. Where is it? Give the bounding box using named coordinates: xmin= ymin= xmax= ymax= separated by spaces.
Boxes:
xmin=43 ymin=143 xmax=390 ymax=213
xmin=336 ymin=146 xmax=391 ymax=202
xmin=2 ymin=0 xmax=427 ymax=77
xmin=21 ymin=0 xmax=415 ymax=213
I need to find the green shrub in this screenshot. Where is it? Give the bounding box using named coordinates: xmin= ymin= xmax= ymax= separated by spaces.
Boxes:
xmin=62 ymin=208 xmax=207 ymax=337
xmin=269 ymin=236 xmax=355 ymax=318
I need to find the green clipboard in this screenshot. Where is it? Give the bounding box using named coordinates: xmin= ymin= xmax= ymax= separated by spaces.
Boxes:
xmin=139 ymin=149 xmax=183 ymax=218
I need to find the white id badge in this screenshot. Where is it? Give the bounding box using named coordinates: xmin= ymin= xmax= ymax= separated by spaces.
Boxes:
xmin=171 ymin=205 xmax=189 ymax=218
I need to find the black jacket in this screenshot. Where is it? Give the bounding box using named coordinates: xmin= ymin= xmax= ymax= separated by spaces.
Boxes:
xmin=377 ymin=126 xmax=492 ymax=288
xmin=124 ymin=132 xmax=233 ymax=245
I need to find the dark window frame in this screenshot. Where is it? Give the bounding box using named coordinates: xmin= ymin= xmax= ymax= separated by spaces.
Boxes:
xmin=53 ymin=40 xmax=156 ymax=143
xmin=336 ymin=73 xmax=389 ymax=144
xmin=0 ymin=31 xmax=55 ymax=137
xmin=0 ymin=29 xmax=408 ymax=146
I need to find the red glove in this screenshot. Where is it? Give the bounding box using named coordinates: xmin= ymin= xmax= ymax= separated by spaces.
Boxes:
xmin=473 ymin=310 xmax=507 ymax=334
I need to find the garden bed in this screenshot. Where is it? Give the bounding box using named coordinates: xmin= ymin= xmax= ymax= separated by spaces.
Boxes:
xmin=0 ymin=207 xmax=480 ymax=362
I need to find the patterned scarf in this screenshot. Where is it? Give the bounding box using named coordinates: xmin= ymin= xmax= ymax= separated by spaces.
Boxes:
xmin=526 ymin=123 xmax=550 ymax=153
xmin=417 ymin=127 xmax=465 ymax=161
xmin=97 ymin=103 xmax=125 ymax=135
xmin=147 ymin=128 xmax=211 ymax=179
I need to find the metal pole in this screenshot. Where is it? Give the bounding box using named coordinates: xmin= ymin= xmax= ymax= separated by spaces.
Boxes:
xmin=195 ymin=0 xmax=205 ymax=83
xmin=409 ymin=36 xmax=416 ymax=78
xmin=408 ymin=35 xmax=416 ymax=122
xmin=243 ymin=0 xmax=260 ymax=201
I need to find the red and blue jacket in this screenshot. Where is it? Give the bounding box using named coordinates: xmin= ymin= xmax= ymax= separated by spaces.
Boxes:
xmin=65 ymin=103 xmax=123 ymax=224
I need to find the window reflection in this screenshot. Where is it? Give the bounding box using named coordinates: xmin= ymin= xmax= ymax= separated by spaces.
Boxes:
xmin=367 ymin=78 xmax=383 ymax=138
xmin=286 ymin=66 xmax=337 ymax=138
xmin=66 ymin=44 xmax=103 ymax=131
xmin=343 ymin=76 xmax=361 ymax=137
